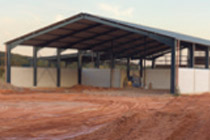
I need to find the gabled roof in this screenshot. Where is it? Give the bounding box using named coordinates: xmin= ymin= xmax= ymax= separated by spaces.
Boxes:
xmin=106 ymin=17 xmax=210 ymax=46
xmin=5 ymin=13 xmax=210 ymax=60
xmin=6 ymin=13 xmax=210 ymax=46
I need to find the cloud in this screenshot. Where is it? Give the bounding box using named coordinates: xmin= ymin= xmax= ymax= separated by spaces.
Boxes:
xmin=98 ymin=3 xmax=134 ymax=18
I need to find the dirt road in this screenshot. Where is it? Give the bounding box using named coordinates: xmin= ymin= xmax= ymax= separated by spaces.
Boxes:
xmin=0 ymin=88 xmax=210 ymax=140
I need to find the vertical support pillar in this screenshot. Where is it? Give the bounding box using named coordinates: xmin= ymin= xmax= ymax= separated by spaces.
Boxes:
xmin=179 ymin=46 xmax=182 ymax=66
xmin=127 ymin=57 xmax=130 ymax=80
xmin=189 ymin=44 xmax=195 ymax=68
xmin=78 ymin=50 xmax=82 ymax=85
xmin=6 ymin=45 xmax=12 ymax=83
xmin=151 ymin=59 xmax=155 ymax=69
xmin=205 ymin=47 xmax=209 ymax=69
xmin=170 ymin=40 xmax=177 ymax=94
xmin=139 ymin=59 xmax=143 ymax=87
xmin=95 ymin=52 xmax=100 ymax=68
xmin=65 ymin=61 xmax=68 ymax=68
xmin=110 ymin=53 xmax=115 ymax=88
xmin=110 ymin=54 xmax=115 ymax=69
xmin=57 ymin=48 xmax=61 ymax=87
xmin=33 ymin=47 xmax=38 ymax=86
xmin=48 ymin=61 xmax=51 ymax=67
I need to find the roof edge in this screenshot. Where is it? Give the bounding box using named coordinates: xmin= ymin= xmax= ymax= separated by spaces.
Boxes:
xmin=5 ymin=12 xmax=87 ymax=46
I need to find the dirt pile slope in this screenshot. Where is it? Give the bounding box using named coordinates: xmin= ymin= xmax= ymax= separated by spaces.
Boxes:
xmin=0 ymin=81 xmax=21 ymax=93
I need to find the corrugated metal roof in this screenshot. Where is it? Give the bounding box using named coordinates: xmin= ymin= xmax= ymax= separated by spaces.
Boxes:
xmin=5 ymin=12 xmax=210 ymax=49
xmin=84 ymin=13 xmax=210 ymax=46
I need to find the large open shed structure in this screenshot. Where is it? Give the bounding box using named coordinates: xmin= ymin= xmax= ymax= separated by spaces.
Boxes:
xmin=5 ymin=13 xmax=210 ymax=94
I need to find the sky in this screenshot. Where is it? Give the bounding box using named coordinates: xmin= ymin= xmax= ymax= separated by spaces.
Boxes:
xmin=0 ymin=0 xmax=210 ymax=56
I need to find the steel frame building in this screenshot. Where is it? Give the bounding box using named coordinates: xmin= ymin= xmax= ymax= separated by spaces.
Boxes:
xmin=5 ymin=13 xmax=210 ymax=94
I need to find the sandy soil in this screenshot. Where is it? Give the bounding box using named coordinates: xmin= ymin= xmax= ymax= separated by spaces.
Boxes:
xmin=0 ymin=87 xmax=210 ymax=140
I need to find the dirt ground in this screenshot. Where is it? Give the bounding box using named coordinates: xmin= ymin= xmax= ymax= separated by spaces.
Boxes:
xmin=0 ymin=86 xmax=210 ymax=140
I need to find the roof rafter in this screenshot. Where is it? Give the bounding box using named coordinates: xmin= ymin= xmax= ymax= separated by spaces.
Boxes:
xmin=61 ymin=28 xmax=119 ymax=49
xmin=131 ymin=45 xmax=168 ymax=59
xmin=117 ymin=40 xmax=158 ymax=58
xmin=80 ymin=32 xmax=133 ymax=50
xmin=38 ymin=23 xmax=102 ymax=47
xmin=93 ymin=36 xmax=145 ymax=52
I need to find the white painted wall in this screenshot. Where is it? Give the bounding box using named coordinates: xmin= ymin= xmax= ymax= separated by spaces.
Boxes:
xmin=194 ymin=69 xmax=209 ymax=93
xmin=82 ymin=68 xmax=110 ymax=88
xmin=145 ymin=69 xmax=170 ymax=89
xmin=37 ymin=68 xmax=56 ymax=87
xmin=61 ymin=69 xmax=78 ymax=87
xmin=178 ymin=68 xmax=194 ymax=93
xmin=82 ymin=68 xmax=121 ymax=88
xmin=178 ymin=68 xmax=210 ymax=94
xmin=12 ymin=66 xmax=210 ymax=94
xmin=11 ymin=67 xmax=33 ymax=87
xmin=145 ymin=68 xmax=210 ymax=94
xmin=11 ymin=67 xmax=122 ymax=88
xmin=11 ymin=67 xmax=78 ymax=88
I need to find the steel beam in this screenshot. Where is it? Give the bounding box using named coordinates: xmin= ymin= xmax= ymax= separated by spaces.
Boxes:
xmin=83 ymin=32 xmax=133 ymax=50
xmin=78 ymin=50 xmax=82 ymax=85
xmin=205 ymin=47 xmax=209 ymax=69
xmin=62 ymin=28 xmax=118 ymax=49
xmin=149 ymin=46 xmax=187 ymax=60
xmin=124 ymin=43 xmax=166 ymax=59
xmin=94 ymin=36 xmax=144 ymax=52
xmin=111 ymin=37 xmax=148 ymax=54
xmin=57 ymin=48 xmax=61 ymax=87
xmin=135 ymin=46 xmax=168 ymax=59
xmin=6 ymin=15 xmax=84 ymax=47
xmin=38 ymin=23 xmax=101 ymax=47
xmin=118 ymin=41 xmax=158 ymax=58
xmin=170 ymin=40 xmax=177 ymax=94
xmin=84 ymin=15 xmax=175 ymax=47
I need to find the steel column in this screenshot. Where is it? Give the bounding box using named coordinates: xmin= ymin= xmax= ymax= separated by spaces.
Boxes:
xmin=179 ymin=46 xmax=182 ymax=66
xmin=110 ymin=53 xmax=115 ymax=88
xmin=33 ymin=47 xmax=38 ymax=86
xmin=139 ymin=59 xmax=143 ymax=87
xmin=6 ymin=45 xmax=12 ymax=83
xmin=57 ymin=48 xmax=61 ymax=87
xmin=65 ymin=61 xmax=68 ymax=68
xmin=152 ymin=59 xmax=155 ymax=69
xmin=95 ymin=52 xmax=100 ymax=68
xmin=78 ymin=50 xmax=82 ymax=85
xmin=127 ymin=57 xmax=130 ymax=80
xmin=170 ymin=40 xmax=177 ymax=94
xmin=205 ymin=47 xmax=209 ymax=69
xmin=189 ymin=44 xmax=195 ymax=68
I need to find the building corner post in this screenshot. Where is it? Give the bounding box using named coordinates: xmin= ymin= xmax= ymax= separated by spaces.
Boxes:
xmin=170 ymin=40 xmax=177 ymax=94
